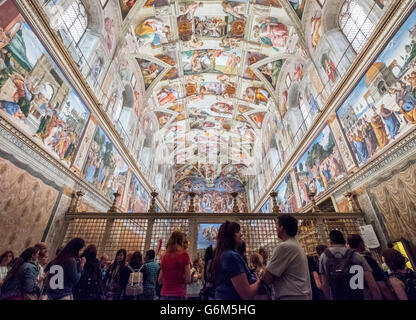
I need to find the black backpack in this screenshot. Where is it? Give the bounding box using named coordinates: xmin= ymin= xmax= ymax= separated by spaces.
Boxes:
xmin=391 ymin=270 xmax=416 ymax=300
xmin=74 ymin=263 xmax=103 ymax=300
xmin=324 ymin=248 xmax=364 ymax=300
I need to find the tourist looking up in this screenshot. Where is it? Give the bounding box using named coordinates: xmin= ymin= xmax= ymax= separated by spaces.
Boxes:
xmin=187 ymin=258 xmax=204 ymax=300
xmin=120 ymin=251 xmax=143 ymax=300
xmin=200 ymin=245 xmax=215 ymax=300
xmin=249 ymin=253 xmax=265 ymax=280
xmin=0 ymin=247 xmax=40 ymax=300
xmin=262 ymin=215 xmax=312 ymax=300
xmin=104 ymin=248 xmax=127 ymax=300
xmin=141 ymin=249 xmax=160 ymax=300
xmin=348 ymin=234 xmax=395 ymax=300
xmin=46 ymin=238 xmax=86 ymax=300
xmin=382 ymin=248 xmax=416 ymax=300
xmin=0 ymin=251 xmax=14 ymax=288
xmin=159 ymin=231 xmax=191 ymax=300
xmin=73 ymin=245 xmax=103 ymax=300
xmin=319 ymin=230 xmax=381 ymax=300
xmin=212 ymin=221 xmax=259 ymax=300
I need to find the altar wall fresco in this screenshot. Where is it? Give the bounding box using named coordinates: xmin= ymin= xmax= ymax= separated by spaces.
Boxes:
xmin=172 ymin=176 xmax=248 ymax=213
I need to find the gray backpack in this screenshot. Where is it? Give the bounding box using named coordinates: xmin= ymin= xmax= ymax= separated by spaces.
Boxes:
xmin=125 ymin=265 xmax=143 ymax=297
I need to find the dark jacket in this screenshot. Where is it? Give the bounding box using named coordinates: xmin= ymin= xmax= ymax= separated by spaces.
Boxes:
xmin=103 ymin=263 xmax=124 ymax=300
xmin=73 ymin=258 xmax=103 ymax=300
xmin=46 ymin=257 xmax=83 ymax=300
xmin=0 ymin=261 xmax=39 ymax=300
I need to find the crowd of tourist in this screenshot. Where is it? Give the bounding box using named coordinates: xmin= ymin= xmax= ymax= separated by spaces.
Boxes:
xmin=0 ymin=215 xmax=415 ymax=300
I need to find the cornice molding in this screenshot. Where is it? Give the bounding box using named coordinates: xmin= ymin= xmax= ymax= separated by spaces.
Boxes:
xmin=333 ymin=128 xmax=416 ymax=199
xmin=65 ymin=211 xmax=364 ymax=220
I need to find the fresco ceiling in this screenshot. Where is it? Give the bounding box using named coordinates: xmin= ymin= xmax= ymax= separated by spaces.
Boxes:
xmin=116 ymin=0 xmax=310 ymax=182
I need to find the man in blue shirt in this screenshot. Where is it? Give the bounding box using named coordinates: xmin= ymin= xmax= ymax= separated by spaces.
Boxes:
xmin=141 ymin=250 xmax=160 ymax=300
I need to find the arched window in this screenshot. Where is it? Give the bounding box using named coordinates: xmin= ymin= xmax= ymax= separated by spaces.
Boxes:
xmin=299 ymin=94 xmax=312 ymax=128
xmin=61 ymin=0 xmax=88 ymax=45
xmin=339 ymin=0 xmax=374 ymax=53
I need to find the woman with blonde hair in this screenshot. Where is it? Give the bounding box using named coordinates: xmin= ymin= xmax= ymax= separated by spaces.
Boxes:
xmin=158 ymin=231 xmax=191 ymax=300
xmin=249 ymin=252 xmax=265 ymax=279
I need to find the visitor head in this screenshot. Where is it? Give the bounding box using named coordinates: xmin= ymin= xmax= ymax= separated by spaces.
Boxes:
xmin=382 ymin=248 xmax=407 ymax=272
xmin=198 ymin=257 xmax=204 ymax=267
xmin=0 ymin=251 xmax=14 ymax=267
xmin=192 ymin=258 xmax=200 ymax=270
xmin=258 ymin=247 xmax=268 ymax=265
xmin=277 ymin=214 xmax=298 ymax=240
xmin=249 ymin=252 xmax=264 ymax=271
xmin=3 ymin=247 xmax=40 ymax=283
xmin=145 ymin=250 xmax=155 ymax=263
xmin=113 ymin=249 xmax=127 ymax=266
xmin=329 ymin=230 xmax=346 ymax=246
xmin=211 ymin=221 xmax=242 ymax=277
xmin=34 ymin=242 xmax=47 ymax=251
xmin=20 ymin=247 xmax=39 ymax=263
xmin=100 ymin=254 xmax=110 ymax=268
xmin=55 ymin=238 xmax=85 ymax=262
xmin=81 ymin=245 xmax=97 ymax=262
xmin=166 ymin=231 xmax=187 ymax=253
xmin=38 ymin=249 xmax=49 ymax=268
xmin=34 ymin=242 xmax=45 ymax=250
xmin=129 ymin=251 xmax=143 ymax=270
xmin=217 ymin=221 xmax=242 ymax=252
xmin=347 ymin=234 xmax=366 ymax=253
xmin=126 ymin=253 xmax=132 ymax=264
xmin=316 ymin=244 xmax=328 ymax=257
xmin=183 ymin=236 xmax=189 ymax=251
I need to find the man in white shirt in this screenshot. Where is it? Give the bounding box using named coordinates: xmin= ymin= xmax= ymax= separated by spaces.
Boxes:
xmin=262 ymin=215 xmax=312 ymax=300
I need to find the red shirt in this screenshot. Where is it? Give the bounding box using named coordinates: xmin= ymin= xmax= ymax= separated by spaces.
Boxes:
xmin=160 ymin=250 xmax=191 ymax=297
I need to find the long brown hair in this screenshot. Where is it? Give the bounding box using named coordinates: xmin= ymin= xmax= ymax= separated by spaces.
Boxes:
xmin=166 ymin=231 xmax=186 ymax=253
xmin=211 ymin=221 xmax=241 ymax=280
xmin=382 ymin=248 xmax=406 ymax=272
